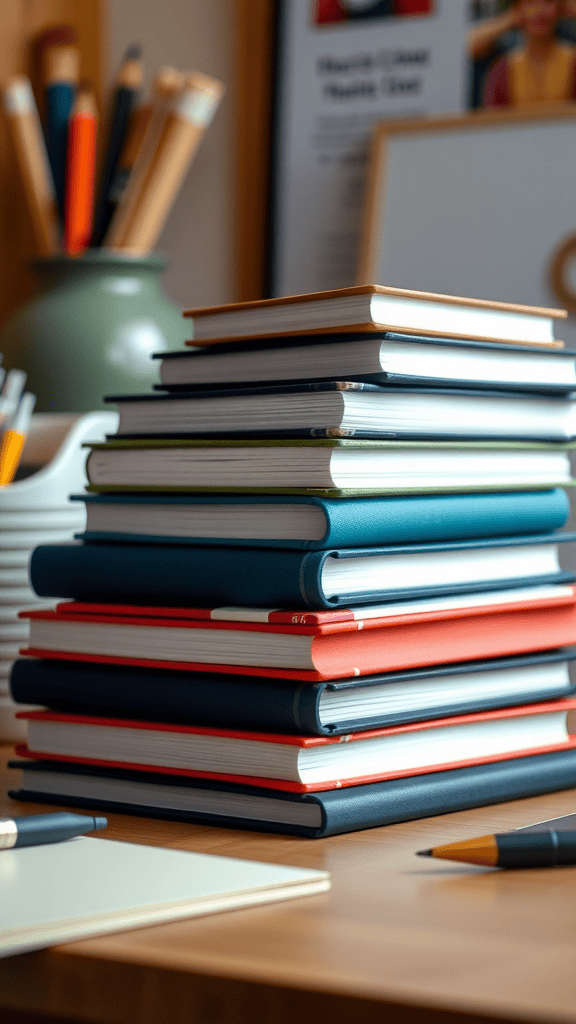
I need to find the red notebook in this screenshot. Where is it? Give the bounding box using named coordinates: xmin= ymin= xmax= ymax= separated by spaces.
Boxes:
xmin=20 ymin=587 xmax=576 ymax=682
xmin=16 ymin=701 xmax=576 ymax=793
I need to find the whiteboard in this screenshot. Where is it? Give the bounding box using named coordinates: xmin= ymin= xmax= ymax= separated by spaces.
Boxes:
xmin=359 ymin=110 xmax=576 ymax=345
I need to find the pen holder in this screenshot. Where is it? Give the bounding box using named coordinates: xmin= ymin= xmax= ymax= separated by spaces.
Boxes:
xmin=0 ymin=410 xmax=118 ymax=741
xmin=0 ymin=251 xmax=187 ymax=412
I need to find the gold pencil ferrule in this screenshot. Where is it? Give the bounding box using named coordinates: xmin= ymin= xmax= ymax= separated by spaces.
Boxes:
xmin=0 ymin=819 xmax=18 ymax=849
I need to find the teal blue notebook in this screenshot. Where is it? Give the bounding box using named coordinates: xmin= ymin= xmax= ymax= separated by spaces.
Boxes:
xmin=72 ymin=489 xmax=570 ymax=551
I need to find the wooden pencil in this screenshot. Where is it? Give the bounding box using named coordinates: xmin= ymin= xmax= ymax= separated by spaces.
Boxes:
xmin=91 ymin=44 xmax=143 ymax=246
xmin=105 ymin=66 xmax=183 ymax=248
xmin=38 ymin=25 xmax=81 ymax=220
xmin=105 ymin=100 xmax=154 ymax=214
xmin=64 ymin=86 xmax=97 ymax=254
xmin=117 ymin=71 xmax=224 ymax=254
xmin=2 ymin=76 xmax=60 ymax=256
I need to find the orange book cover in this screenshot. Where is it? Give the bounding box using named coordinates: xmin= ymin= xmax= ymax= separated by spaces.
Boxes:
xmin=15 ymin=700 xmax=576 ymax=793
xmin=21 ymin=588 xmax=576 ymax=681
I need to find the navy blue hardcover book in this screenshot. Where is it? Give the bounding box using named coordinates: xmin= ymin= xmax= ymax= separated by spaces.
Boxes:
xmin=152 ymin=331 xmax=576 ymax=395
xmin=10 ymin=748 xmax=576 ymax=837
xmin=11 ymin=650 xmax=576 ymax=736
xmin=72 ymin=490 xmax=571 ymax=551
xmin=29 ymin=533 xmax=576 ymax=609
xmin=104 ymin=382 xmax=576 ymax=442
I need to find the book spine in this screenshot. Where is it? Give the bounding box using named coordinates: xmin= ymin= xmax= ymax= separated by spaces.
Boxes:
xmin=10 ymin=659 xmax=326 ymax=735
xmin=316 ymin=748 xmax=576 ymax=837
xmin=76 ymin=489 xmax=570 ymax=551
xmin=321 ymin=489 xmax=570 ymax=548
xmin=29 ymin=543 xmax=313 ymax=608
xmin=309 ymin=601 xmax=576 ymax=677
xmin=11 ymin=748 xmax=576 ymax=838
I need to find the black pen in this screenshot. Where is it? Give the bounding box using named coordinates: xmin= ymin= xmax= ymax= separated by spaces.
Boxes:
xmin=0 ymin=812 xmax=107 ymax=849
xmin=417 ymin=830 xmax=576 ymax=868
xmin=91 ymin=43 xmax=143 ymax=245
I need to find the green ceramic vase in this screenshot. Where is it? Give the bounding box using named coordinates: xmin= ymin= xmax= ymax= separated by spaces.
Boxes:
xmin=0 ymin=250 xmax=187 ymax=412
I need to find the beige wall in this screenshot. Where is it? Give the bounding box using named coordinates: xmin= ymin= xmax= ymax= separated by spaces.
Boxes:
xmin=105 ymin=0 xmax=237 ymax=312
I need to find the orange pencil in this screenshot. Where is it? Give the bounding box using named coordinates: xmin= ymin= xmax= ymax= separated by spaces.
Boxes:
xmin=64 ymin=86 xmax=97 ymax=254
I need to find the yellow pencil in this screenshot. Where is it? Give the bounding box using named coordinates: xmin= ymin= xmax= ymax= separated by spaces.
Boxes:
xmin=2 ymin=76 xmax=60 ymax=255
xmin=0 ymin=391 xmax=36 ymax=486
xmin=105 ymin=66 xmax=183 ymax=248
xmin=417 ymin=830 xmax=576 ymax=869
xmin=118 ymin=71 xmax=224 ymax=254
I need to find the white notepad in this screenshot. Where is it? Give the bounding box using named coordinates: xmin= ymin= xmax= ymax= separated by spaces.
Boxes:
xmin=0 ymin=836 xmax=331 ymax=957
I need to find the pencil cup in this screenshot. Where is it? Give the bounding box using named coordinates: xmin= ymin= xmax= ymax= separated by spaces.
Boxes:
xmin=0 ymin=250 xmax=187 ymax=412
xmin=0 ymin=409 xmax=118 ymax=740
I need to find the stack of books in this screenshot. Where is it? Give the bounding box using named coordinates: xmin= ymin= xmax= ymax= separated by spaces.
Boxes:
xmin=9 ymin=285 xmax=576 ymax=838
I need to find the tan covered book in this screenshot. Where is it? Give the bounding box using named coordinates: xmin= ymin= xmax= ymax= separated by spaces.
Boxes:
xmin=183 ymin=285 xmax=566 ymax=348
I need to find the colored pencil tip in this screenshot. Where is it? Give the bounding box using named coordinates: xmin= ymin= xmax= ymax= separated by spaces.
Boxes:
xmin=124 ymin=44 xmax=142 ymax=61
xmin=416 ymin=850 xmax=433 ymax=857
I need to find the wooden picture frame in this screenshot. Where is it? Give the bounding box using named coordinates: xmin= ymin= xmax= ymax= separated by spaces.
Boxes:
xmin=358 ymin=107 xmax=576 ymax=330
xmin=234 ymin=0 xmax=277 ymax=303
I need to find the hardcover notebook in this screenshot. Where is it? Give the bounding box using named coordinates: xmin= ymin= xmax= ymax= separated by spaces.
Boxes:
xmin=0 ymin=836 xmax=330 ymax=956
xmin=15 ymin=700 xmax=576 ymax=793
xmin=28 ymin=533 xmax=576 ymax=609
xmin=155 ymin=333 xmax=576 ymax=392
xmin=11 ymin=649 xmax=576 ymax=736
xmin=105 ymin=384 xmax=576 ymax=442
xmin=72 ymin=490 xmax=571 ymax=550
xmin=20 ymin=585 xmax=576 ymax=680
xmin=84 ymin=438 xmax=576 ymax=496
xmin=11 ymin=749 xmax=576 ymax=839
xmin=182 ymin=285 xmax=566 ymax=346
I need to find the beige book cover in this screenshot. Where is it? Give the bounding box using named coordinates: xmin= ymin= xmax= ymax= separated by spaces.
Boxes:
xmin=182 ymin=285 xmax=566 ymax=348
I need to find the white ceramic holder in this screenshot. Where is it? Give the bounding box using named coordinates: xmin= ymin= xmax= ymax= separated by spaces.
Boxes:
xmin=0 ymin=410 xmax=118 ymax=740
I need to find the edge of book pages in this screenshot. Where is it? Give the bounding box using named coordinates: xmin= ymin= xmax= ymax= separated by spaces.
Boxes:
xmin=84 ymin=484 xmax=576 ymax=497
xmin=85 ymin=438 xmax=576 ymax=449
xmin=183 ymin=323 xmax=566 ymax=349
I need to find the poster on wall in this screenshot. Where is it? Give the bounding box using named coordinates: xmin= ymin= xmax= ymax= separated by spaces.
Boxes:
xmin=271 ymin=0 xmax=470 ymax=297
xmin=271 ymin=0 xmax=576 ymax=298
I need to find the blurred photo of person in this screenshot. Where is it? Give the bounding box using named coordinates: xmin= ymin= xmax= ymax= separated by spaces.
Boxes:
xmin=468 ymin=1 xmax=576 ymax=109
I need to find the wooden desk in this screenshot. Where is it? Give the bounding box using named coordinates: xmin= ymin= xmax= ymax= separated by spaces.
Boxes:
xmin=2 ymin=745 xmax=576 ymax=1024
